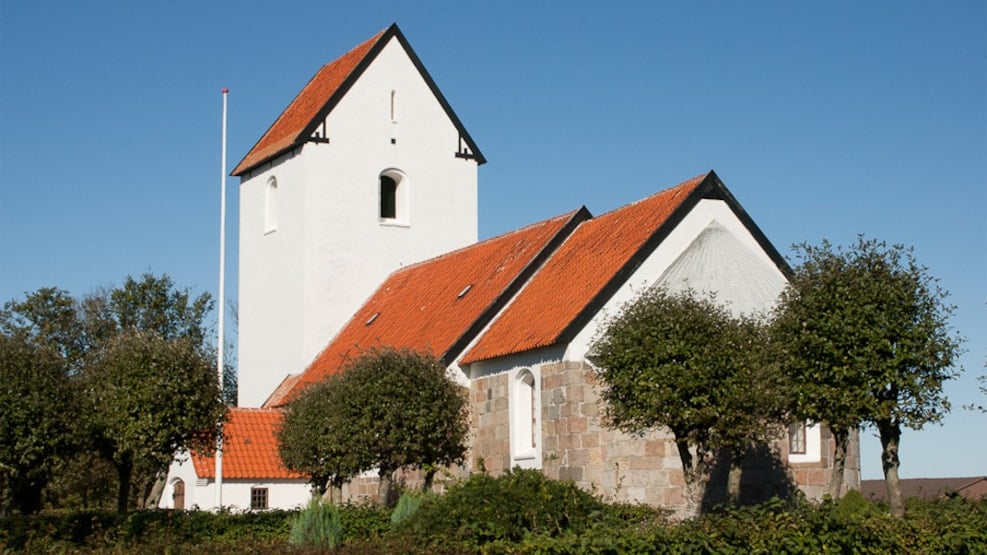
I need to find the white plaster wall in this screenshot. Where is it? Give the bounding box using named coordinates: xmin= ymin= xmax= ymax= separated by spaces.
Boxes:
xmin=238 ymin=36 xmax=478 ymax=406
xmin=159 ymin=456 xmax=312 ymax=511
xmin=565 ymin=198 xmax=787 ymax=362
xmin=239 ymin=153 xmax=308 ymax=407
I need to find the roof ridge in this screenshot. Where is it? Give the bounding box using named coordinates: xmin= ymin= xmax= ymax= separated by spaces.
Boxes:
xmin=393 ymin=208 xmax=586 ymax=273
xmin=591 ymin=171 xmax=712 ymax=220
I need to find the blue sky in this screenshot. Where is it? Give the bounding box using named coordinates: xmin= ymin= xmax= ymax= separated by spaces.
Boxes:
xmin=1 ymin=2 xmax=984 ymax=480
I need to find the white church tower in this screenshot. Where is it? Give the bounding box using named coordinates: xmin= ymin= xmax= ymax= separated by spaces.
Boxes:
xmin=233 ymin=24 xmax=484 ymax=406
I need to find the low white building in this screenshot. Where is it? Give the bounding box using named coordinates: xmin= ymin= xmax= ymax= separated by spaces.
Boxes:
xmin=160 ymin=408 xmax=310 ymax=511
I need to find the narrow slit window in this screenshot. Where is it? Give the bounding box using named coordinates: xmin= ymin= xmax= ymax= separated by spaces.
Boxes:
xmin=390 ymin=89 xmax=397 ymax=122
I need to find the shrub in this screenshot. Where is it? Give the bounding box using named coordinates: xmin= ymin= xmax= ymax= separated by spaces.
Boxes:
xmin=288 ymin=498 xmax=343 ymax=549
xmin=338 ymin=502 xmax=391 ymax=543
xmin=391 ymin=491 xmax=428 ymax=529
xmin=404 ymin=468 xmax=606 ymax=546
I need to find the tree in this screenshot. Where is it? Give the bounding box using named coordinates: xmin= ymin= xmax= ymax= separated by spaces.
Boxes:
xmin=0 ymin=288 xmax=83 ymax=515
xmin=279 ymin=347 xmax=469 ymax=504
xmin=83 ymin=273 xmax=226 ymax=511
xmin=771 ymin=237 xmax=962 ymax=517
xmin=85 ymin=331 xmax=225 ymax=512
xmin=594 ymin=288 xmax=783 ymax=517
xmin=0 ymin=332 xmax=79 ymax=514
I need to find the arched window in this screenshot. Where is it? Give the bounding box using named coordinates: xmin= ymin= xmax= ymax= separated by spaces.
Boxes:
xmin=380 ymin=175 xmax=397 ymax=219
xmin=379 ymin=169 xmax=408 ymax=224
xmin=511 ymin=368 xmax=540 ymax=466
xmin=264 ymin=176 xmax=278 ymax=233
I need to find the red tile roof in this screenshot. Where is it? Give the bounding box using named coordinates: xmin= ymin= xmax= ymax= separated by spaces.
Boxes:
xmin=271 ymin=209 xmax=586 ymax=406
xmin=192 ymin=408 xmax=303 ymax=480
xmin=461 ymin=173 xmax=712 ymax=364
xmin=231 ymin=27 xmax=388 ymax=176
xmin=263 ymin=373 xmax=302 ymax=408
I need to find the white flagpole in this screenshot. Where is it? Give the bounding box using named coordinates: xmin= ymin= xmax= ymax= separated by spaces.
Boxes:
xmin=215 ymin=87 xmax=229 ymax=511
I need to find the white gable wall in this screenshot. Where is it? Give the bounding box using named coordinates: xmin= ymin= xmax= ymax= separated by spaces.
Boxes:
xmin=238 ymin=36 xmax=479 ymax=406
xmin=565 ymin=197 xmax=787 ymax=361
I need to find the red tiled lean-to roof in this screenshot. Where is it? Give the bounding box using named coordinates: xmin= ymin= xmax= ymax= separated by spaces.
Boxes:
xmin=231 ymin=27 xmax=388 ymax=176
xmin=462 ymin=173 xmax=713 ymax=364
xmin=192 ymin=408 xmax=302 ymax=480
xmin=271 ymin=209 xmax=587 ymax=406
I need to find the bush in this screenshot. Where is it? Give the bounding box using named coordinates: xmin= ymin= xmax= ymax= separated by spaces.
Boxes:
xmin=289 ymin=498 xmax=343 ymax=549
xmin=403 ymin=468 xmax=606 ymax=546
xmin=391 ymin=491 xmax=428 ymax=529
xmin=339 ymin=502 xmax=391 ymax=542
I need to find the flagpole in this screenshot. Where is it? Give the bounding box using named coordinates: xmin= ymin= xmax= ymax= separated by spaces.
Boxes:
xmin=216 ymin=87 xmax=229 ymax=511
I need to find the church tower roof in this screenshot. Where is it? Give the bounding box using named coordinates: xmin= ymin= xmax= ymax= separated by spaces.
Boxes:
xmin=232 ymin=23 xmax=485 ymax=177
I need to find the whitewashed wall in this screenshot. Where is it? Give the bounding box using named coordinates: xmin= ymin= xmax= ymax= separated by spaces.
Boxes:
xmin=159 ymin=456 xmax=311 ymax=511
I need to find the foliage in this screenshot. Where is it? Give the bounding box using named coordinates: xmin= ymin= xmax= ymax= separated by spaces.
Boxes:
xmin=1 ymin=274 xmax=227 ymax=514
xmin=288 ymin=497 xmax=343 ymax=549
xmin=0 ymin=287 xmax=88 ymax=371
xmin=1 ymin=494 xmax=984 ymax=553
xmin=593 ymin=287 xmax=785 ymax=516
xmin=279 ymin=347 xmax=469 ymax=496
xmin=85 ymin=330 xmax=226 ymax=512
xmin=0 ymin=329 xmax=80 ymax=514
xmin=337 ymin=502 xmax=391 ymax=543
xmin=772 ymin=237 xmax=963 ymax=514
xmin=403 ymin=468 xmax=607 ymax=546
xmin=391 ymin=490 xmax=429 ymax=529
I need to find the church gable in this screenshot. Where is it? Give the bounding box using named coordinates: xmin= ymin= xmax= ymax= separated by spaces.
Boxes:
xmin=232 ymin=23 xmax=484 ymax=177
xmin=461 ymin=173 xmax=709 ymax=364
xmin=461 ymin=171 xmax=790 ymax=365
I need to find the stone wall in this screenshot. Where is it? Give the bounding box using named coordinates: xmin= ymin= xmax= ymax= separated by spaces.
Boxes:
xmin=336 ymin=358 xmax=860 ymax=509
xmin=469 ymin=372 xmax=511 ymax=474
xmin=469 ymin=358 xmax=861 ymax=516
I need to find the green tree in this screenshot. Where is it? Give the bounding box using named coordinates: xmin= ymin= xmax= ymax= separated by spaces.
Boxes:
xmin=85 ymin=331 xmax=225 ymax=512
xmin=771 ymin=237 xmax=962 ymax=517
xmin=594 ymin=288 xmax=783 ymax=517
xmin=279 ymin=347 xmax=469 ymax=505
xmin=0 ymin=332 xmax=79 ymax=514
xmin=0 ymin=288 xmax=84 ymax=515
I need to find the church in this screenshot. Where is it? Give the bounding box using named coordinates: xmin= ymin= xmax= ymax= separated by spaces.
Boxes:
xmin=160 ymin=23 xmax=859 ymax=513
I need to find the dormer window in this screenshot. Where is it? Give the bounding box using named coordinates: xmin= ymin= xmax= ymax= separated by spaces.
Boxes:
xmin=379 ymin=169 xmax=408 ymax=224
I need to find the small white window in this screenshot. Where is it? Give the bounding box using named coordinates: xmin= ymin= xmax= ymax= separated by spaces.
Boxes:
xmin=379 ymin=169 xmax=408 ymax=224
xmin=250 ymin=486 xmax=269 ymax=510
xmin=510 ymin=368 xmax=540 ymax=467
xmin=788 ymin=422 xmax=821 ymax=463
xmin=788 ymin=422 xmax=807 ymax=454
xmin=264 ymin=176 xmax=278 ymax=233
xmin=390 ymin=89 xmax=397 ymax=122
